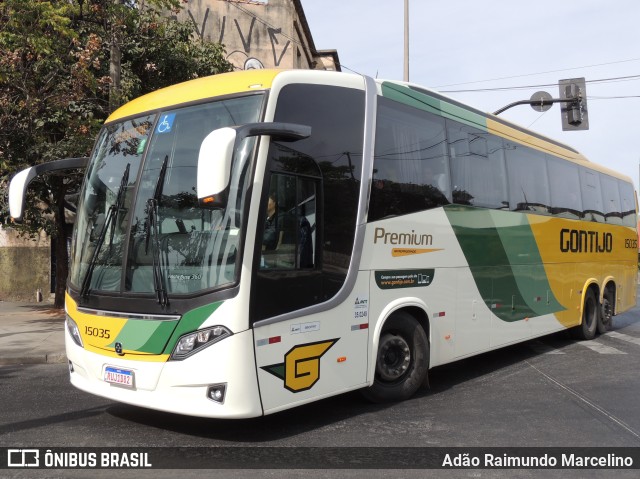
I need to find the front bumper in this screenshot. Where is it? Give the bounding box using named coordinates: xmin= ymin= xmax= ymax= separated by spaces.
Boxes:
xmin=66 ymin=326 xmax=262 ymax=419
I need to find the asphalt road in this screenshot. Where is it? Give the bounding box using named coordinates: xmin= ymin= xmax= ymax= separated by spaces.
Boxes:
xmin=2 ymin=306 xmax=640 ymax=478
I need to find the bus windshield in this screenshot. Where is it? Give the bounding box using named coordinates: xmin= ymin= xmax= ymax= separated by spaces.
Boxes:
xmin=69 ymin=94 xmax=264 ymax=298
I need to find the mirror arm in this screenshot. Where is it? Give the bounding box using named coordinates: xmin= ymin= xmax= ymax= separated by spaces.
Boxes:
xmin=233 ymin=122 xmax=311 ymax=143
xmin=196 ymin=122 xmax=311 ymax=208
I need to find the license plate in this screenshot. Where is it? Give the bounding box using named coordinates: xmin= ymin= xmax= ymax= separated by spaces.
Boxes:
xmin=104 ymin=366 xmax=135 ymax=388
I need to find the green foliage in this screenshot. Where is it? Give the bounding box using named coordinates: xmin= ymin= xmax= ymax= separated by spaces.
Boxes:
xmin=0 ymin=0 xmax=233 ymax=230
xmin=121 ymin=6 xmax=233 ymax=102
xmin=0 ymin=0 xmax=233 ymax=305
xmin=0 ymin=0 xmax=94 ymax=236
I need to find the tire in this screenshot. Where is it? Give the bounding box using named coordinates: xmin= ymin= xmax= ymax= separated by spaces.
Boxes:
xmin=362 ymin=312 xmax=429 ymax=403
xmin=597 ymin=290 xmax=614 ymax=334
xmin=573 ymin=288 xmax=598 ymax=340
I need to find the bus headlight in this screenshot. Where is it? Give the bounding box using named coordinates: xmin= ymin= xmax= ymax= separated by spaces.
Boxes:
xmin=66 ymin=315 xmax=84 ymax=348
xmin=170 ymin=326 xmax=232 ymax=360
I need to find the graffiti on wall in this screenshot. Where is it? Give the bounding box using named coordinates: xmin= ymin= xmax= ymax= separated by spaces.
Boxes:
xmin=228 ymin=0 xmax=269 ymax=4
xmin=187 ymin=7 xmax=292 ymax=70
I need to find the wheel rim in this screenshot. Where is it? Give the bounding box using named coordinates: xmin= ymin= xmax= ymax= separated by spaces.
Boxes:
xmin=376 ymin=333 xmax=411 ymax=382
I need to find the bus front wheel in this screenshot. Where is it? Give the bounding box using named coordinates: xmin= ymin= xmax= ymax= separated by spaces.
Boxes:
xmin=573 ymin=289 xmax=598 ymax=340
xmin=362 ymin=312 xmax=429 ymax=403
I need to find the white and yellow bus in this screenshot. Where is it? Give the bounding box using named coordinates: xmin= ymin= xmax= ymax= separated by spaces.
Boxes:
xmin=9 ymin=69 xmax=637 ymax=417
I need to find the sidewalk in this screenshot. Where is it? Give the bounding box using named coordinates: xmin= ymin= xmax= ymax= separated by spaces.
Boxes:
xmin=0 ymin=301 xmax=66 ymax=365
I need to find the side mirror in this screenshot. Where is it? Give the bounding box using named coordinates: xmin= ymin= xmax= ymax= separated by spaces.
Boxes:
xmin=9 ymin=157 xmax=88 ymax=221
xmin=8 ymin=168 xmax=33 ymax=220
xmin=197 ymin=122 xmax=311 ymax=208
xmin=196 ymin=128 xmax=237 ymax=208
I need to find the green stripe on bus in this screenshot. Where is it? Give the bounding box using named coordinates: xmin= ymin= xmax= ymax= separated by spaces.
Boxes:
xmin=104 ymin=301 xmax=224 ymax=355
xmin=162 ymin=301 xmax=224 ymax=354
xmin=108 ymin=319 xmax=176 ymax=354
xmin=444 ymin=206 xmax=532 ymax=321
xmin=381 ymin=82 xmax=440 ymax=115
xmin=445 ymin=205 xmax=564 ymax=321
xmin=140 ymin=321 xmax=181 ymax=354
xmin=380 ymin=82 xmax=487 ymax=129
xmin=489 ymin=210 xmax=564 ymax=316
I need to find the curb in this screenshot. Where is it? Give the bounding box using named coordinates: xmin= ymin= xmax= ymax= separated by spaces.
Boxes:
xmin=0 ymin=352 xmax=67 ymax=366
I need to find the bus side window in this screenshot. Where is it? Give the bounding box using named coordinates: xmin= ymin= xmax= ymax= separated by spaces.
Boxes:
xmin=370 ymin=96 xmax=449 ymax=221
xmin=260 ymin=174 xmax=317 ymax=270
xmin=547 ymin=157 xmax=582 ymax=219
xmin=580 ymin=169 xmax=604 ymax=222
xmin=448 ymin=121 xmax=508 ymax=209
xmin=600 ymin=174 xmax=623 ymax=225
xmin=619 ymin=180 xmax=637 ymax=227
xmin=506 ymin=143 xmax=551 ymax=214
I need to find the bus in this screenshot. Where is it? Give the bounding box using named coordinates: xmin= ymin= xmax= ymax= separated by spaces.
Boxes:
xmin=9 ymin=69 xmax=638 ymax=418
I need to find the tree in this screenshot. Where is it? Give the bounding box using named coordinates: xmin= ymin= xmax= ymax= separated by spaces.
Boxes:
xmin=0 ymin=0 xmax=233 ymax=307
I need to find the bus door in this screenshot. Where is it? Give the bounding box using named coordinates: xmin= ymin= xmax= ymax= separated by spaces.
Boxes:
xmin=250 ymin=81 xmax=369 ymax=414
xmin=251 ymin=171 xmax=370 ymax=414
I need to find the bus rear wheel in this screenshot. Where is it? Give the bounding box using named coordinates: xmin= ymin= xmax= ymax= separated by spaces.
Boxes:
xmin=573 ymin=289 xmax=598 ymax=340
xmin=597 ymin=290 xmax=614 ymax=334
xmin=362 ymin=312 xmax=429 ymax=403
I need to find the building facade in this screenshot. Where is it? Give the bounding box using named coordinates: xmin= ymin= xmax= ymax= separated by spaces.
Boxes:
xmin=178 ymin=0 xmax=340 ymax=71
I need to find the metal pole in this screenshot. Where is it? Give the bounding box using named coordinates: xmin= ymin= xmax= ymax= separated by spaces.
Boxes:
xmin=493 ymin=97 xmax=575 ymax=116
xmin=404 ymin=0 xmax=409 ymax=82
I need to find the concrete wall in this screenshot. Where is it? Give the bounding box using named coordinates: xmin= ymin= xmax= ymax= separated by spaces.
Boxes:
xmin=180 ymin=0 xmax=338 ymax=71
xmin=0 ymin=227 xmax=50 ymax=301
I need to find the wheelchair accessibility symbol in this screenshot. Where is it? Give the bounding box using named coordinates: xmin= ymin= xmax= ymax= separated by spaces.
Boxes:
xmin=156 ymin=113 xmax=176 ymax=134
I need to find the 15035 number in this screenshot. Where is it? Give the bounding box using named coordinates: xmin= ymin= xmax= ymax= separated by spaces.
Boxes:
xmin=85 ymin=326 xmax=111 ymax=339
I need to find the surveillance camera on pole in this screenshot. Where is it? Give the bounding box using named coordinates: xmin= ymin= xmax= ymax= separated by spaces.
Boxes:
xmin=559 ymin=77 xmax=589 ymax=131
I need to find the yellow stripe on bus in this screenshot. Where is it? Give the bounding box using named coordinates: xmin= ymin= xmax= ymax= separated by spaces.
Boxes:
xmin=66 ymin=294 xmax=170 ymax=362
xmin=107 ymin=69 xmax=281 ymax=123
xmin=527 ymin=215 xmax=637 ymax=327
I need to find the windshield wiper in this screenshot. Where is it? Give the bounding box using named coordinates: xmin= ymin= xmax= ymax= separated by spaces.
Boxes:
xmin=145 ymin=155 xmax=169 ymax=308
xmin=80 ymin=163 xmax=130 ymax=298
